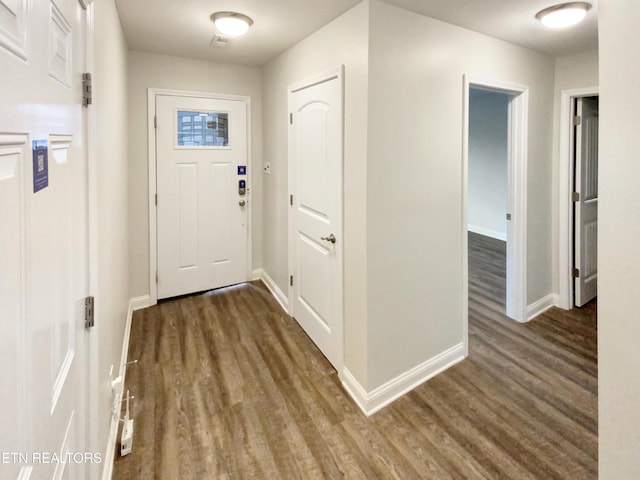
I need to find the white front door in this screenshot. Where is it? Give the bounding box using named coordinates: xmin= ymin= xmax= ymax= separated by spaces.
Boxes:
xmin=0 ymin=0 xmax=89 ymax=478
xmin=156 ymin=95 xmax=249 ymax=299
xmin=289 ymin=69 xmax=344 ymax=373
xmin=574 ymin=96 xmax=599 ymax=307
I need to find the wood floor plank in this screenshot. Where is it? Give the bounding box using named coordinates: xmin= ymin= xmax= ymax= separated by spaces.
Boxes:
xmin=391 ymin=395 xmax=497 ymax=479
xmin=113 ymin=233 xmax=597 ymax=479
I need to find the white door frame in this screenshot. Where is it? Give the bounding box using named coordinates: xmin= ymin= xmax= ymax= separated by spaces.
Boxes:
xmin=287 ymin=66 xmax=345 ymax=376
xmin=557 ymin=86 xmax=599 ymax=309
xmin=147 ymin=88 xmax=252 ymax=305
xmin=463 ymin=75 xmax=529 ymax=342
xmin=80 ymin=1 xmax=101 ymax=478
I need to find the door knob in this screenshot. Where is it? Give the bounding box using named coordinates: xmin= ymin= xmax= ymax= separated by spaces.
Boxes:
xmin=321 ymin=233 xmax=336 ymax=244
xmin=239 ymin=199 xmax=246 ymax=207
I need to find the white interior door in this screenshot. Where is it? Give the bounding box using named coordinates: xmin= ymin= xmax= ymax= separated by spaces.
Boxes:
xmin=0 ymin=0 xmax=89 ymax=478
xmin=289 ymin=69 xmax=344 ymax=373
xmin=156 ymin=95 xmax=249 ymax=299
xmin=574 ymin=96 xmax=599 ymax=307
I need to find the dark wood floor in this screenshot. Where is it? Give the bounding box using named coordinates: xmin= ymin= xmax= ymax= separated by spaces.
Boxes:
xmin=113 ymin=233 xmax=597 ymax=479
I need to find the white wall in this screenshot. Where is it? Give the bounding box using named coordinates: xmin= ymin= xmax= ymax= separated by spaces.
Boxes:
xmin=468 ymin=89 xmax=509 ymax=240
xmin=127 ymin=52 xmax=263 ymax=298
xmin=93 ymin=0 xmax=129 ymax=475
xmin=598 ymin=1 xmax=640 ymax=477
xmin=262 ymin=0 xmax=556 ymax=394
xmin=365 ymin=0 xmax=555 ymax=388
xmin=261 ymin=2 xmax=370 ymax=383
xmin=554 ymin=50 xmax=599 ymax=91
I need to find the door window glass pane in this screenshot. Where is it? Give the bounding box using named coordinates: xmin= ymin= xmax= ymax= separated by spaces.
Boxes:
xmin=177 ymin=111 xmax=229 ymax=147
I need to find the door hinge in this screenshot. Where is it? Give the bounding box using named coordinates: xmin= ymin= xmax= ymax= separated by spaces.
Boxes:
xmin=154 ymin=116 xmax=157 ymax=129
xmin=290 ymin=194 xmax=293 ymax=206
xmin=155 ymin=193 xmax=157 ymax=206
xmin=82 ymin=73 xmax=92 ymax=107
xmin=84 ymin=296 xmax=95 ymax=328
xmin=573 ymin=268 xmax=580 ymax=278
xmin=289 ymin=113 xmax=293 ymax=125
xmin=573 ymin=115 xmax=581 ymax=126
xmin=572 ymin=191 xmax=580 ymax=202
xmin=506 ymin=213 xmax=512 ymax=221
xmin=290 ymin=275 xmax=293 ymax=286
xmin=156 ymin=271 xmax=158 ymax=283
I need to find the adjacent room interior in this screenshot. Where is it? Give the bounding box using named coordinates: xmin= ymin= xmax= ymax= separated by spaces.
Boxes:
xmin=467 ymin=87 xmax=511 ymax=315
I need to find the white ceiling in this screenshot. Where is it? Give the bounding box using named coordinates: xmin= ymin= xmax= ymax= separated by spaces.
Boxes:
xmin=114 ymin=0 xmax=362 ymax=66
xmin=114 ymin=0 xmax=598 ymax=67
xmin=384 ymin=0 xmax=598 ymax=56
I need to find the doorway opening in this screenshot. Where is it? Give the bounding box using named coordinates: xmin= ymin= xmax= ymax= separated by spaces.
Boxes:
xmin=463 ymin=76 xmax=529 ymax=354
xmin=287 ymin=66 xmax=345 ymax=375
xmin=572 ymin=95 xmax=599 ymax=307
xmin=147 ymin=89 xmax=252 ymax=305
xmin=558 ymin=88 xmax=599 ymax=310
xmin=467 ymin=88 xmax=511 ymax=314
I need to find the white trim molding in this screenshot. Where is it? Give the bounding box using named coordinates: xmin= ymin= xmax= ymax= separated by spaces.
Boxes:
xmin=342 ymin=343 xmax=466 ymax=417
xmin=129 ymin=294 xmax=152 ymax=312
xmin=102 ymin=296 xmax=146 ymax=480
xmin=558 ymin=87 xmax=599 ymax=310
xmin=463 ymin=75 xmax=529 ymax=326
xmin=253 ymin=268 xmax=289 ymax=313
xmin=527 ymin=294 xmax=559 ymax=321
xmin=467 ymin=224 xmax=507 ymax=242
xmin=101 ymin=407 xmax=118 ymax=480
xmin=84 ymin=2 xmax=102 ymax=479
xmin=251 ymin=268 xmax=262 ymax=281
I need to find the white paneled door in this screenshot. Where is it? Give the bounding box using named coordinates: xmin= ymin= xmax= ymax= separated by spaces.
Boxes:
xmin=289 ymin=68 xmax=344 ymax=373
xmin=0 ymin=0 xmax=89 ymax=478
xmin=574 ymin=96 xmax=599 ymax=307
xmin=156 ymin=95 xmax=249 ymax=299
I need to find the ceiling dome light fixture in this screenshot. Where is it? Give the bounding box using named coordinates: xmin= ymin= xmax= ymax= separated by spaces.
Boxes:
xmin=535 ymin=2 xmax=591 ymax=28
xmin=211 ymin=11 xmax=253 ymax=37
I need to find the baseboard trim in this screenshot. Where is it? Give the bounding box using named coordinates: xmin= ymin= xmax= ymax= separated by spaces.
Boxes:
xmin=467 ymin=224 xmax=507 ymax=241
xmin=342 ymin=343 xmax=466 ymax=416
xmin=251 ymin=268 xmax=262 ymax=281
xmin=102 ymin=296 xmax=140 ymax=480
xmin=129 ymin=294 xmax=151 ymax=311
xmin=101 ymin=410 xmax=119 ymax=480
xmin=254 ymin=268 xmax=289 ymax=313
xmin=527 ymin=293 xmax=559 ymax=321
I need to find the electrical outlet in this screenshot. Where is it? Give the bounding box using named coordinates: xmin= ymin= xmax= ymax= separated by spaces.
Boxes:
xmin=121 ymin=418 xmax=134 ymax=456
xmin=263 ymin=162 xmax=271 ymax=175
